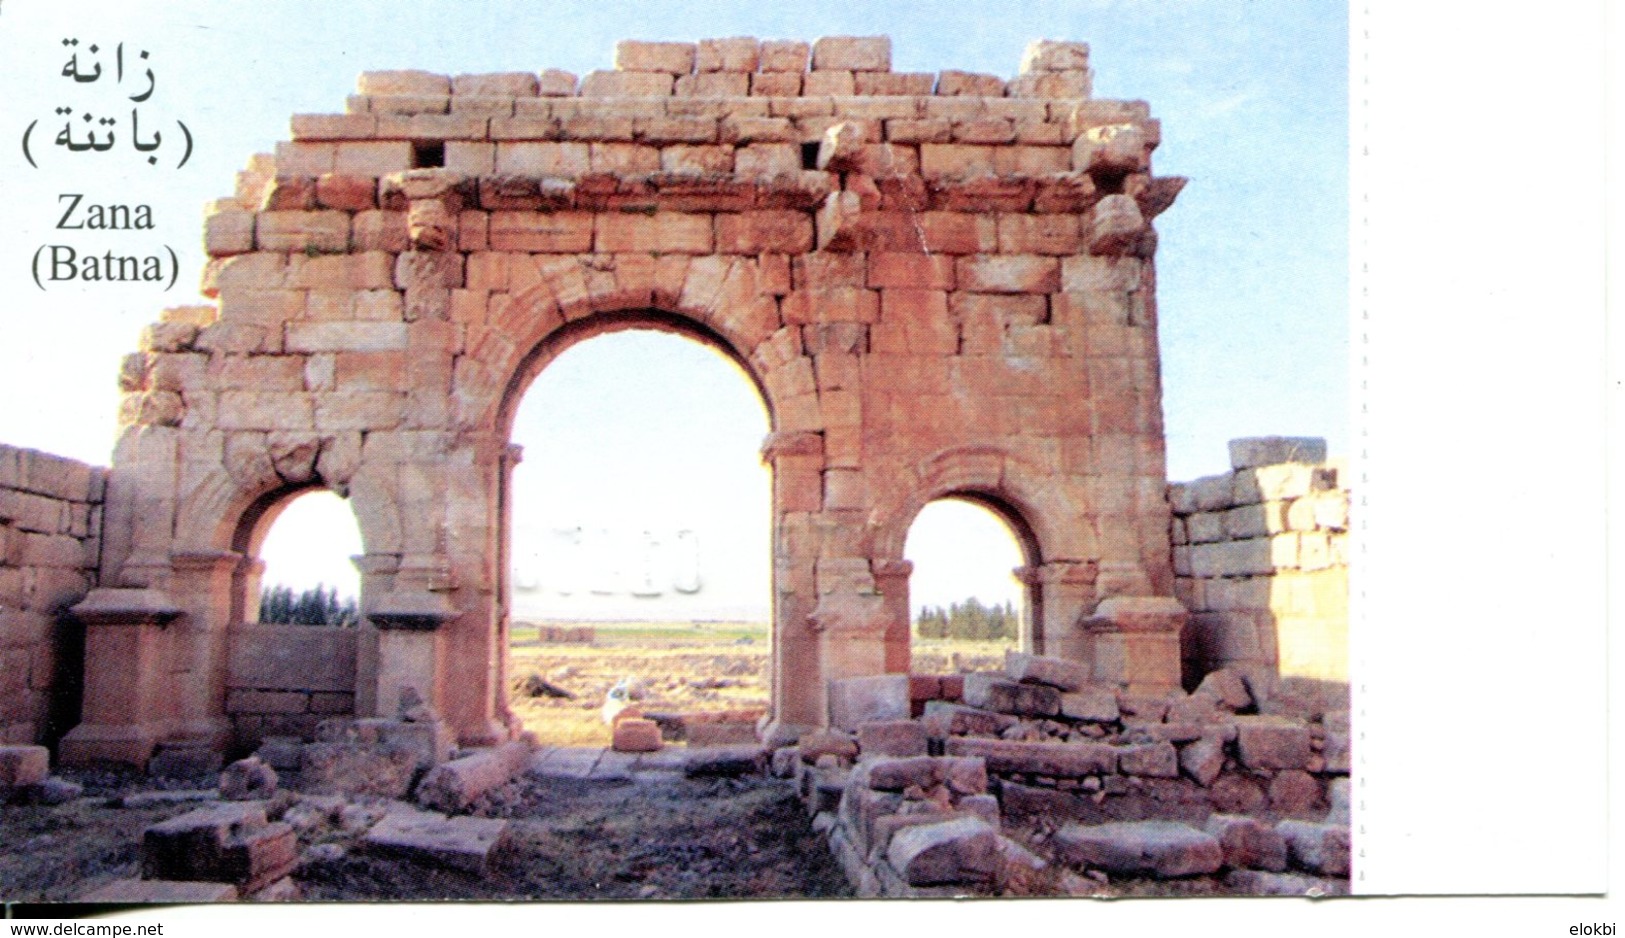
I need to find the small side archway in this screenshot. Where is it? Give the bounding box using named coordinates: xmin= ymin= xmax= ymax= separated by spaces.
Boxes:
xmin=902 ymin=494 xmax=1035 ymax=673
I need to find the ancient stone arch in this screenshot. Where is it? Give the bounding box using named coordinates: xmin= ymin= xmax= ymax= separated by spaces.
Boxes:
xmin=62 ymin=36 xmax=1188 ymax=767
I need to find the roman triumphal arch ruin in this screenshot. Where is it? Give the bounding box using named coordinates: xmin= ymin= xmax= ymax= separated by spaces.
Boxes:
xmin=61 ymin=36 xmax=1188 ymax=766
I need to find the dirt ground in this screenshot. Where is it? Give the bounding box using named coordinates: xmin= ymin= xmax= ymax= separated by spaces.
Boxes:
xmin=1 ymin=626 xmax=1024 ymax=904
xmin=0 ymin=766 xmax=849 ymax=903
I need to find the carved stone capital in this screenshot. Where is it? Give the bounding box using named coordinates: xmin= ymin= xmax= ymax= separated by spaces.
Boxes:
xmin=71 ymin=588 xmax=182 ymax=627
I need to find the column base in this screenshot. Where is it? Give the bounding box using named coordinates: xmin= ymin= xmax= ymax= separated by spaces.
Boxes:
xmin=1081 ymin=596 xmax=1188 ymax=695
xmin=60 ymin=723 xmax=160 ymax=768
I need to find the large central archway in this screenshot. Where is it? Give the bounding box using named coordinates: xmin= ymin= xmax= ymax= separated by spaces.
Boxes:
xmin=501 ymin=321 xmax=774 ymax=742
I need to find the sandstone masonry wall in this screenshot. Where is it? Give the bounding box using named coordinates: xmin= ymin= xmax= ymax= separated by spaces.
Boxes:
xmin=74 ymin=34 xmax=1191 ymax=766
xmin=225 ymin=624 xmax=358 ymax=749
xmin=0 ymin=445 xmax=105 ymax=744
xmin=1168 ymin=438 xmax=1349 ymax=700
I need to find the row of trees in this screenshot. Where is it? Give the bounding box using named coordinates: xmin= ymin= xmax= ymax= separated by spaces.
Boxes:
xmin=915 ymin=598 xmax=1021 ymax=641
xmin=258 ymin=584 xmax=359 ymax=626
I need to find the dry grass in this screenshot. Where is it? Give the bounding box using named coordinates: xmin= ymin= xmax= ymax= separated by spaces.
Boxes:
xmin=506 ymin=622 xmax=1018 ymax=746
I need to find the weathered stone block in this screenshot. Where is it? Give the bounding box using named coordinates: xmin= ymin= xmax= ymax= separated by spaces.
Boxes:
xmin=1235 ymin=717 xmax=1312 ymax=771
xmin=0 ymin=745 xmax=50 ymax=789
xmin=1058 ymin=688 xmax=1120 ymax=723
xmin=299 ymin=741 xmax=418 ymax=799
xmin=1228 ymin=436 xmax=1327 ymax=470
xmin=1117 ymin=741 xmax=1179 ymax=778
xmin=945 ymin=738 xmax=1116 ymax=778
xmin=1178 ymin=734 xmax=1227 ymax=787
xmin=760 ymin=40 xmax=810 ymax=72
xmin=886 ymin=815 xmax=998 ymax=886
xmin=684 ymin=744 xmax=764 ymax=777
xmin=142 ymin=804 xmax=297 ymax=893
xmin=364 ymin=806 xmax=511 ymax=874
xmin=961 ymin=673 xmax=1060 ymax=717
xmin=1005 ymin=652 xmax=1091 ymax=692
xmin=1052 ymin=821 xmax=1222 ymax=878
xmin=220 ymin=757 xmax=278 ymax=801
xmin=919 ymin=701 xmax=1017 ymax=738
xmin=1205 ymin=814 xmax=1288 ymax=872
xmin=416 ymin=741 xmax=530 ymax=813
xmin=799 ymin=729 xmax=859 ymax=764
xmin=857 ymin=720 xmax=928 ymax=758
xmin=828 ymin=674 xmax=910 ymax=731
xmin=1277 ymin=820 xmax=1351 ymax=876
xmin=611 ymin=718 xmax=662 ymax=753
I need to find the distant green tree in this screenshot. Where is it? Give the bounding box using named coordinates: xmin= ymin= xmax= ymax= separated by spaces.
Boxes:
xmin=915 ymin=605 xmax=948 ymax=639
xmin=259 ymin=583 xmax=358 ymax=626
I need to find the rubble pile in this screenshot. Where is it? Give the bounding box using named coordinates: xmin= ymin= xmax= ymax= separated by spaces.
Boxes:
xmin=793 ymin=653 xmax=1349 ymax=896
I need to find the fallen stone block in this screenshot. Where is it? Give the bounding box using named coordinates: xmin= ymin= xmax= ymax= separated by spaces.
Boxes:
xmin=885 ymin=815 xmax=1000 ymax=886
xmin=525 ymin=747 xmax=601 ymax=781
xmin=920 ymin=701 xmax=1018 ymax=737
xmin=1058 ymin=688 xmax=1119 ymax=723
xmin=1178 ymin=734 xmax=1226 ymax=787
xmin=1116 ymin=694 xmax=1170 ymax=722
xmin=860 ymin=755 xmax=940 ymax=792
xmin=962 ymin=673 xmax=1060 ymax=717
xmin=1004 ymin=652 xmax=1091 ymax=692
xmin=612 ymin=718 xmax=663 ymax=753
xmin=946 ymin=738 xmax=1116 ymax=778
xmin=362 ymin=805 xmax=511 ymax=874
xmin=1117 ymin=741 xmax=1179 ymax=778
xmin=857 ymin=720 xmax=928 ymax=758
xmin=1167 ymin=694 xmax=1227 ymax=725
xmin=1234 ymin=717 xmax=1312 ymax=771
xmin=299 ymin=741 xmax=419 ymax=799
xmin=828 ymin=675 xmax=910 ymax=730
xmin=684 ymin=721 xmax=757 ymax=747
xmin=1225 ymin=869 xmax=1350 ymax=896
xmin=1205 ymin=814 xmax=1287 ymax=872
xmin=142 ymin=803 xmax=298 ymax=893
xmin=374 ymin=719 xmax=456 ymax=770
xmin=799 ymin=729 xmax=859 ymax=764
xmin=220 ymin=757 xmax=278 ymax=801
xmin=149 ymin=742 xmax=223 ymax=779
xmin=1277 ymin=820 xmax=1351 ymax=876
xmin=79 ymin=879 xmax=239 ymax=903
xmin=415 ymin=741 xmax=530 ymax=813
xmin=254 ymin=736 xmax=304 ymax=772
xmin=1194 ymin=668 xmax=1254 ymax=711
xmin=684 ymin=744 xmax=764 ymax=777
xmin=1052 ymin=820 xmax=1223 ymax=878
xmin=0 ymin=745 xmax=49 ymax=789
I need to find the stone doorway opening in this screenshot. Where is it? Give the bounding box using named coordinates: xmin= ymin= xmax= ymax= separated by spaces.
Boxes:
xmin=502 ymin=320 xmax=773 ymax=747
xmin=902 ymin=496 xmax=1033 ymax=676
xmin=223 ymin=487 xmax=365 ymax=754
